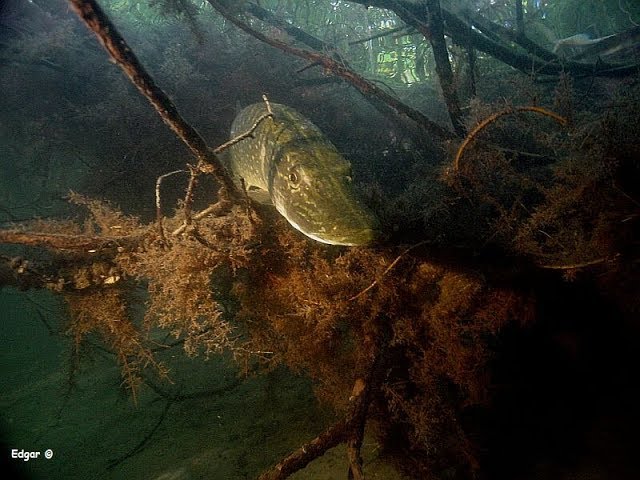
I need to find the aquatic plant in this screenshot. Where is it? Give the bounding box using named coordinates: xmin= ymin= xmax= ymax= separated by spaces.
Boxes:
xmin=1 ymin=1 xmax=639 ymax=479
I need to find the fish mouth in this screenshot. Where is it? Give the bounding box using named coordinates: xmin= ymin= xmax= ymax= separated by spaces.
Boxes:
xmin=304 ymin=225 xmax=384 ymax=246
xmin=279 ymin=207 xmax=383 ymax=246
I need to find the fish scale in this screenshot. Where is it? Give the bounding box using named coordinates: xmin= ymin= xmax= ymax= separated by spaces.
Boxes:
xmin=226 ymin=102 xmax=381 ymax=246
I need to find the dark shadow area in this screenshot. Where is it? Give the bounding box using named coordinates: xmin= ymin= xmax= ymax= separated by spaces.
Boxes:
xmin=481 ymin=276 xmax=640 ymax=479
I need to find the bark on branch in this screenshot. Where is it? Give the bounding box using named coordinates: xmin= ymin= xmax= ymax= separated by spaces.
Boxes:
xmin=245 ymin=2 xmax=342 ymax=59
xmin=347 ymin=0 xmax=640 ymax=78
xmin=257 ymin=331 xmax=388 ymax=480
xmin=66 ymin=0 xmax=242 ymax=204
xmin=424 ymin=0 xmax=466 ymax=136
xmin=0 ymin=230 xmax=139 ymax=253
xmin=207 ymin=0 xmax=456 ymax=142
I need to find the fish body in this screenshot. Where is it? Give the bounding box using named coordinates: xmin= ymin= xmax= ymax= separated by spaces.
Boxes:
xmin=553 ymin=33 xmax=615 ymax=55
xmin=227 ymin=102 xmax=381 ymax=246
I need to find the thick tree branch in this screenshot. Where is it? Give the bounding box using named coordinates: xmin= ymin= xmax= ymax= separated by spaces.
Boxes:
xmin=66 ymin=0 xmax=242 ymax=204
xmin=245 ymin=2 xmax=342 ymax=59
xmin=257 ymin=416 xmax=349 ymax=480
xmin=388 ymin=0 xmax=465 ymax=134
xmin=464 ymin=8 xmax=557 ymax=63
xmin=347 ymin=0 xmax=640 ymax=78
xmin=424 ymin=0 xmax=465 ymax=136
xmin=257 ymin=379 xmax=374 ymax=480
xmin=207 ymin=0 xmax=456 ymax=141
xmin=258 ymin=329 xmax=388 ymax=480
xmin=0 ymin=230 xmax=139 ymax=253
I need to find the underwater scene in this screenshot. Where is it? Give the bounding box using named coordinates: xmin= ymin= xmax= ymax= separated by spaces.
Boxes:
xmin=1 ymin=0 xmax=640 ymax=479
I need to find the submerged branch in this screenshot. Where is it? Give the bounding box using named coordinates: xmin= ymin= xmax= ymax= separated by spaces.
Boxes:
xmin=207 ymin=0 xmax=456 ymax=141
xmin=515 ymin=0 xmax=524 ymax=37
xmin=66 ymin=0 xmax=241 ymax=203
xmin=156 ymin=170 xmax=186 ymax=242
xmin=389 ymin=0 xmax=465 ymax=134
xmin=170 ymin=96 xmax=273 ymax=237
xmin=350 ymin=241 xmax=428 ymax=301
xmin=348 ymin=25 xmax=409 ymax=46
xmin=0 ymin=230 xmax=138 ymax=253
xmin=258 ymin=340 xmax=386 ymax=480
xmin=212 ymin=96 xmax=274 ymax=154
xmin=245 ymin=2 xmax=342 ymax=60
xmin=464 ymin=9 xmax=557 ymax=63
xmin=347 ymin=0 xmax=640 ymax=78
xmin=257 ymin=416 xmax=349 ymax=480
xmin=452 ymin=106 xmax=568 ymax=172
xmin=423 ymin=0 xmax=465 ymax=136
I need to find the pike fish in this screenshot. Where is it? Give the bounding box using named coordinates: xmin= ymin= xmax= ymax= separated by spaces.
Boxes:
xmin=227 ymin=103 xmax=381 ymax=246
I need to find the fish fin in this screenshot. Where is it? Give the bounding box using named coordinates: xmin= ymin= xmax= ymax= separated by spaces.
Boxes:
xmin=246 ymin=187 xmax=273 ymax=205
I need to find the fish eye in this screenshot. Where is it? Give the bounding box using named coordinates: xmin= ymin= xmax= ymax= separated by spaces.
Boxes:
xmin=345 ymin=168 xmax=353 ymax=183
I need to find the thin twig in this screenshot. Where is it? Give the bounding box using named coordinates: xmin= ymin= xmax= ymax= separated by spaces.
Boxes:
xmin=172 ymin=95 xmax=274 ymax=237
xmin=182 ymin=165 xmax=199 ymax=229
xmin=170 ymin=199 xmax=232 ymax=237
xmin=348 ymin=25 xmax=409 ymax=45
xmin=453 ymin=105 xmax=568 ymax=172
xmin=155 ymin=170 xmax=186 ymax=242
xmin=538 ymin=255 xmax=618 ymax=270
xmin=213 ymin=95 xmax=273 ymax=154
xmin=349 ymin=241 xmax=428 ymax=301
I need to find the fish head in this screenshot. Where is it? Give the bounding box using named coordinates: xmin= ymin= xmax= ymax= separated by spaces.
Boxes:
xmin=269 ymin=145 xmax=382 ymax=246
